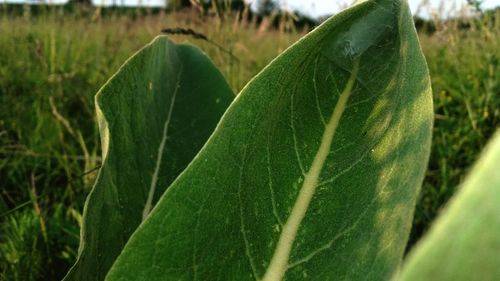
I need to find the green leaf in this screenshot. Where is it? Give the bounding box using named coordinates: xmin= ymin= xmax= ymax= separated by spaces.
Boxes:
xmin=63 ymin=36 xmax=234 ymax=281
xmin=397 ymin=131 xmax=500 ymax=281
xmin=106 ymin=0 xmax=433 ymax=280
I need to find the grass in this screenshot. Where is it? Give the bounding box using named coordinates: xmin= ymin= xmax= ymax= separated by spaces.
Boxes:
xmin=0 ymin=4 xmax=499 ymax=281
xmin=409 ymin=11 xmax=500 ymax=246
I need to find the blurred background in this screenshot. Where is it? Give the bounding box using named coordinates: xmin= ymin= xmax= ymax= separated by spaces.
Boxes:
xmin=0 ymin=0 xmax=498 ymax=280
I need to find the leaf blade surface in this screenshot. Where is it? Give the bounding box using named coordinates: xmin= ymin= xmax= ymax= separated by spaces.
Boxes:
xmin=106 ymin=1 xmax=433 ymax=280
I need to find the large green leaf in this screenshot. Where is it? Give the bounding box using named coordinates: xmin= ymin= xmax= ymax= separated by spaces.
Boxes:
xmin=397 ymin=130 xmax=500 ymax=281
xmin=106 ymin=0 xmax=433 ymax=280
xmin=63 ymin=37 xmax=234 ymax=281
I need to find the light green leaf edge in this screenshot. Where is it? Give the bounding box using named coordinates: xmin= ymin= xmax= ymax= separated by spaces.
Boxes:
xmin=396 ymin=130 xmax=500 ymax=281
xmin=106 ymin=0 xmax=434 ymax=280
xmin=63 ymin=36 xmax=234 ymax=281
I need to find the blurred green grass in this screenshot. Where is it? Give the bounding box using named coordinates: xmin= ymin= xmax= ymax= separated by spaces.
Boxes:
xmin=0 ymin=4 xmax=499 ymax=281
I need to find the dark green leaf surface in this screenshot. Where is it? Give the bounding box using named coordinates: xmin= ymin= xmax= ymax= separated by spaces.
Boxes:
xmin=397 ymin=131 xmax=500 ymax=281
xmin=106 ymin=0 xmax=433 ymax=280
xmin=63 ymin=37 xmax=234 ymax=281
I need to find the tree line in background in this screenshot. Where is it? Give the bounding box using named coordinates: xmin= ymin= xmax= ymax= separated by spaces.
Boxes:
xmin=67 ymin=0 xmax=499 ymax=26
xmin=2 ymin=0 xmax=499 ymax=41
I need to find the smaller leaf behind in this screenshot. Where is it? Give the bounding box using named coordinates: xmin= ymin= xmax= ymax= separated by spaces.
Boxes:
xmin=396 ymin=131 xmax=500 ymax=281
xmin=63 ymin=36 xmax=234 ymax=281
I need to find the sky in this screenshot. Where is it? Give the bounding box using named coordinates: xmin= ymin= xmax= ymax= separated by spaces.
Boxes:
xmin=265 ymin=0 xmax=500 ymax=18
xmin=3 ymin=0 xmax=500 ymax=19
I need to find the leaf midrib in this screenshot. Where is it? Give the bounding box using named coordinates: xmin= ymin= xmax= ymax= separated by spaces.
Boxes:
xmin=142 ymin=67 xmax=183 ymax=221
xmin=261 ymin=60 xmax=361 ymax=281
